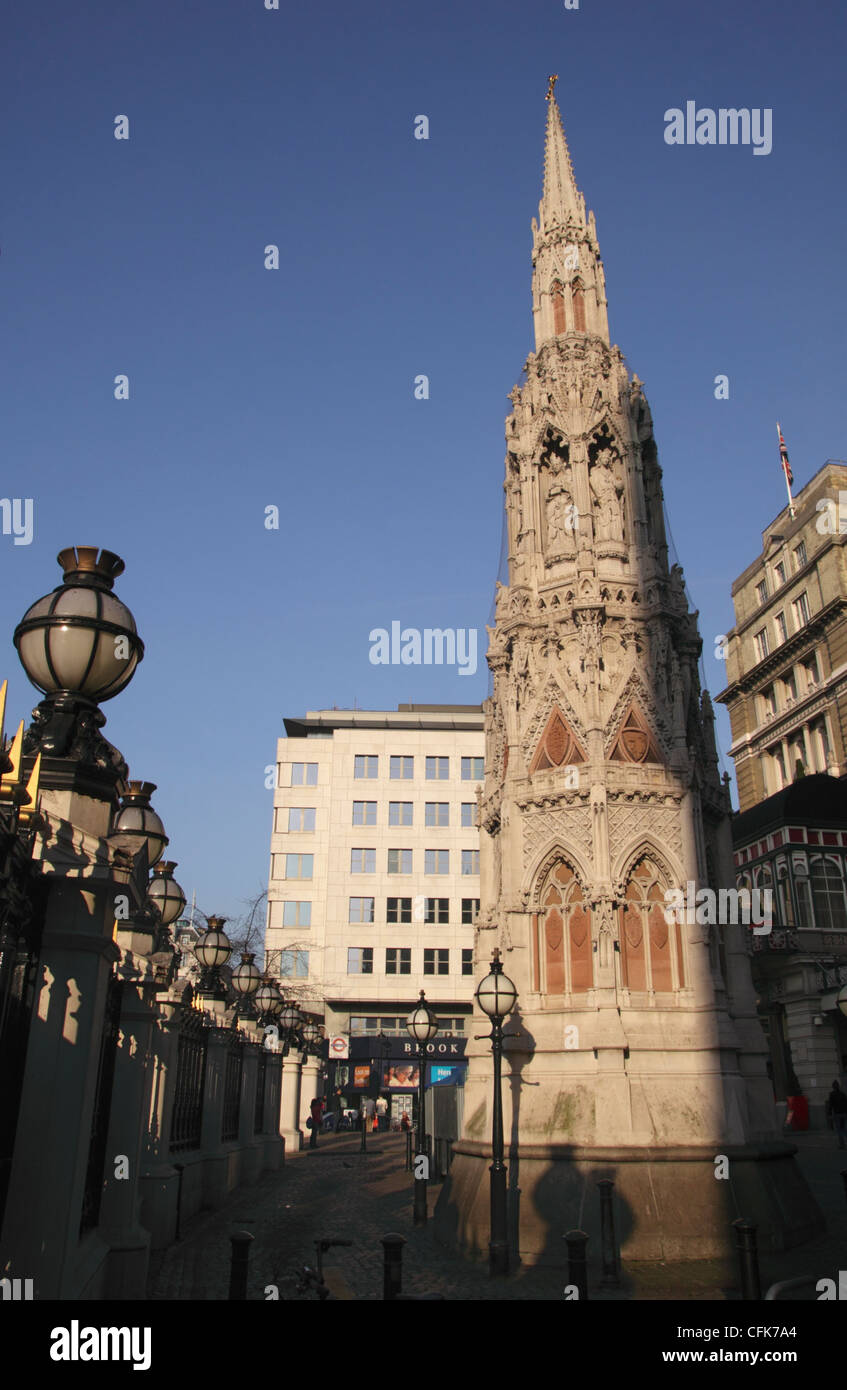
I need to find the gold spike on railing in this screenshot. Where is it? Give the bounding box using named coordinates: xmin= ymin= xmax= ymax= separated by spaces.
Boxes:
xmin=18 ymin=752 xmax=41 ymax=825
xmin=0 ymin=679 xmax=6 ymax=748
xmin=0 ymin=720 xmax=24 ymax=793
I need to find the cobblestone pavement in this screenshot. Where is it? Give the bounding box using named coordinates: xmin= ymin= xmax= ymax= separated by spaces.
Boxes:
xmin=146 ymin=1130 xmax=847 ymax=1301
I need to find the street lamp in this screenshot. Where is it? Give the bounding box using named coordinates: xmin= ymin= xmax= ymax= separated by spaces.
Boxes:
xmin=475 ymin=947 xmax=518 ymax=1276
xmin=14 ymin=547 xmax=143 ymax=776
xmin=255 ymin=976 xmax=284 ymax=1025
xmin=230 ymin=952 xmax=262 ymax=1016
xmin=146 ymin=860 xmax=186 ymax=928
xmin=405 ymin=990 xmax=439 ymax=1225
xmin=194 ymin=916 xmax=233 ymax=999
xmin=112 ymin=782 xmax=168 ymax=868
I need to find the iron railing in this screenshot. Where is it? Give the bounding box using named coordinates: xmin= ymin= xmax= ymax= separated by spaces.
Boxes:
xmin=221 ymin=1037 xmax=244 ymax=1143
xmin=169 ymin=1009 xmax=208 ymax=1154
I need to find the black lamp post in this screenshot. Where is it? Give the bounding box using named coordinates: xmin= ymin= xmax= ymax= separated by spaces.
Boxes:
xmin=405 ymin=990 xmax=439 ymax=1225
xmin=475 ymin=948 xmax=518 ymax=1276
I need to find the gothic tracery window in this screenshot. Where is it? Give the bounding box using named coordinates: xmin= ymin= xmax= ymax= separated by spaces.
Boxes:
xmin=619 ymin=855 xmax=685 ymax=992
xmin=533 ymin=861 xmax=592 ymax=994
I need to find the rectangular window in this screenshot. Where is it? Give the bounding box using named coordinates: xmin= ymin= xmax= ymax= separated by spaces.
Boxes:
xmin=389 ymin=756 xmax=414 ymax=779
xmin=387 ymin=848 xmax=412 ymax=874
xmin=462 ymin=849 xmax=480 ymax=876
xmin=425 ymin=756 xmax=449 ymax=780
xmin=425 ymin=849 xmax=450 ymax=874
xmin=756 ymin=579 xmax=768 ymax=606
xmin=385 ymin=948 xmax=411 ymax=976
xmin=352 ymin=801 xmax=377 ymax=826
xmin=347 ymin=948 xmax=373 ymax=975
xmin=425 ymin=802 xmax=449 ymax=827
xmin=280 ymin=949 xmax=309 ymax=978
xmin=425 ymin=897 xmax=449 ymax=924
xmin=351 ymin=848 xmax=376 ymax=873
xmin=461 ymin=949 xmax=473 ymax=976
xmin=354 ymin=755 xmax=378 ymax=779
xmin=462 ymin=897 xmax=480 ymax=924
xmin=803 ymin=654 xmax=820 ymax=688
xmin=783 ymin=670 xmax=797 ymax=702
xmin=282 ymin=901 xmax=311 ymax=928
xmin=461 ymin=756 xmax=484 ymax=781
xmin=290 ymin=762 xmax=318 ymax=786
xmin=387 ymin=897 xmax=412 ymax=924
xmin=424 ymin=948 xmax=449 ymax=976
xmin=761 ymin=685 xmax=777 ymax=719
xmin=774 ymin=612 xmax=787 ymax=645
xmin=287 ymin=807 xmax=316 ymax=832
xmin=389 ymin=801 xmax=413 ymax=826
xmin=284 ymin=853 xmax=313 ymax=879
xmin=349 ymin=896 xmax=375 ymax=923
xmin=461 ymin=802 xmax=476 ymax=828
xmin=793 ymin=592 xmax=811 ymax=627
xmin=754 ymin=628 xmax=769 ymax=662
xmin=794 ymin=541 xmax=807 ymax=571
xmin=774 ymin=561 xmax=786 ymax=586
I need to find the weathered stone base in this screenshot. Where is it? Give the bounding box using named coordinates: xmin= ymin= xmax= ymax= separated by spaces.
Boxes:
xmin=434 ymin=1140 xmax=825 ymax=1265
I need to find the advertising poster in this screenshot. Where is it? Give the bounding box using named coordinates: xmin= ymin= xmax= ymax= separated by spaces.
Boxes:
xmin=383 ymin=1064 xmax=420 ymax=1089
xmin=352 ymin=1064 xmax=371 ymax=1089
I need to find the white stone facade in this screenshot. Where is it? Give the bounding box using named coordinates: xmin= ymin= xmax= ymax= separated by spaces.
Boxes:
xmin=266 ymin=706 xmax=484 ymax=1036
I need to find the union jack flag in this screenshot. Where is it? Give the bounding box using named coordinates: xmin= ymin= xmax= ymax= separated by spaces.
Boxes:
xmin=777 ymin=423 xmax=793 ymax=488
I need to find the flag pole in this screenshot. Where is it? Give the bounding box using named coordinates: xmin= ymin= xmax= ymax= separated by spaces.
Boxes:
xmin=777 ymin=422 xmax=796 ymax=518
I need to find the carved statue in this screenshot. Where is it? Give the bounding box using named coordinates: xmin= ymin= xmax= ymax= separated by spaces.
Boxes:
xmin=546 ymin=480 xmax=574 ymax=552
xmin=590 ymin=449 xmax=624 ymax=544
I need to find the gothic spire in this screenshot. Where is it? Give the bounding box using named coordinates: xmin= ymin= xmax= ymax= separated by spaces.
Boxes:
xmin=540 ymin=77 xmax=586 ymax=230
xmin=531 ymin=79 xmax=610 ymax=350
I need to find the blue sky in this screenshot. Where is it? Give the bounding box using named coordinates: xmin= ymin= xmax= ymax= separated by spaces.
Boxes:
xmin=2 ymin=0 xmax=845 ymax=923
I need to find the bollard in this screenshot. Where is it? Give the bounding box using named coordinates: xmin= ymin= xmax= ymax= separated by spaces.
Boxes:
xmin=405 ymin=1127 xmax=413 ymax=1171
xmin=381 ymin=1232 xmax=406 ymax=1300
xmin=228 ymin=1231 xmax=254 ymax=1300
xmin=733 ymin=1218 xmax=761 ymax=1300
xmin=597 ymin=1179 xmax=621 ymax=1287
xmin=563 ymin=1230 xmax=589 ymax=1301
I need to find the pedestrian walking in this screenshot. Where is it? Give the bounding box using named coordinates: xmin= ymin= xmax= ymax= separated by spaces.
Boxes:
xmin=376 ymin=1095 xmax=388 ymax=1132
xmin=364 ymin=1095 xmax=376 ymax=1134
xmin=333 ymin=1087 xmax=347 ymax=1133
xmin=308 ymin=1096 xmax=324 ymax=1149
xmin=825 ymin=1080 xmax=847 ymax=1148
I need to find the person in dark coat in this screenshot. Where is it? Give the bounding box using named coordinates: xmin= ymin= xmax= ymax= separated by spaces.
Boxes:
xmin=825 ymin=1080 xmax=847 ymax=1149
xmin=309 ymin=1096 xmax=324 ymax=1149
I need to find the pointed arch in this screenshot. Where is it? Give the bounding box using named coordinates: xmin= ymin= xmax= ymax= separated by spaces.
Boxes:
xmin=616 ymin=850 xmax=686 ymax=994
xmin=531 ymin=854 xmax=593 ymax=995
xmin=551 ymin=280 xmax=566 ymax=335
xmin=529 ymin=705 xmax=587 ymax=773
xmin=571 ymin=277 xmax=586 ymax=332
xmin=610 ymin=703 xmax=663 ymax=765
